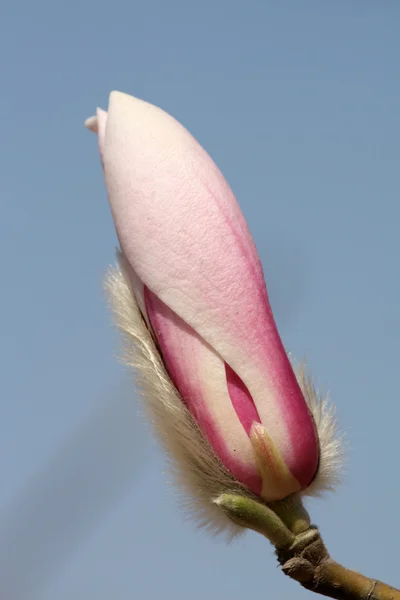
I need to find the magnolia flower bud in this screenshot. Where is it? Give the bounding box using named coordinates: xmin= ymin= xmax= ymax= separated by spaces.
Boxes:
xmin=86 ymin=92 xmax=342 ymax=536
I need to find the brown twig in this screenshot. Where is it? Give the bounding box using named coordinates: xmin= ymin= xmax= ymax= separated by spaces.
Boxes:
xmin=276 ymin=526 xmax=400 ymax=600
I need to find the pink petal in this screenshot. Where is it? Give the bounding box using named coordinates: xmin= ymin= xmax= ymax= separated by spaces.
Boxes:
xmin=144 ymin=286 xmax=262 ymax=495
xmin=101 ymin=92 xmax=319 ymax=490
xmin=225 ymin=363 xmax=260 ymax=437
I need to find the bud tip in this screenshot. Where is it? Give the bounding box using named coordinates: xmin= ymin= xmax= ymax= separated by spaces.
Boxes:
xmin=84 ymin=115 xmax=98 ymax=133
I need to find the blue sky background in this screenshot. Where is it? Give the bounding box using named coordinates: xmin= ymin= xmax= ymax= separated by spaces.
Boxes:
xmin=1 ymin=1 xmax=399 ymax=598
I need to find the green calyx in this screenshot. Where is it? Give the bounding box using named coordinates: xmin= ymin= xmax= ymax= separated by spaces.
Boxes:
xmin=214 ymin=493 xmax=312 ymax=547
xmin=214 ymin=493 xmax=295 ymax=548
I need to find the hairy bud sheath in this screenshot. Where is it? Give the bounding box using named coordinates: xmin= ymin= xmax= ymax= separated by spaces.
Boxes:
xmin=86 ymin=92 xmax=342 ymax=536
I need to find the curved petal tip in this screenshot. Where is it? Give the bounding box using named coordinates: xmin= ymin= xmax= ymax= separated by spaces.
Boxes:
xmin=84 ymin=115 xmax=98 ymax=133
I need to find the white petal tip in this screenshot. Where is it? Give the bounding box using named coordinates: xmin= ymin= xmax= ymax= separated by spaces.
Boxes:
xmin=84 ymin=115 xmax=98 ymax=133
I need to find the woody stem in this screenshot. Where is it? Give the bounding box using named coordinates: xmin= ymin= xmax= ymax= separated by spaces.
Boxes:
xmin=276 ymin=527 xmax=400 ymax=600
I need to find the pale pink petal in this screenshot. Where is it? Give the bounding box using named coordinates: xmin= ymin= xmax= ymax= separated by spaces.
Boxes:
xmin=103 ymin=91 xmax=318 ymax=488
xmin=118 ymin=252 xmax=151 ymax=330
xmin=144 ymin=287 xmax=262 ymax=495
xmin=96 ymin=108 xmax=107 ymax=166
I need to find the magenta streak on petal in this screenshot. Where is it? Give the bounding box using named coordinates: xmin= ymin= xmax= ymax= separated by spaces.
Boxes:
xmin=225 ymin=363 xmax=261 ymax=436
xmin=190 ymin=178 xmax=318 ymax=487
xmin=143 ymin=285 xmax=262 ymax=496
xmin=196 ymin=165 xmax=317 ymax=471
xmin=283 ymin=408 xmax=319 ymax=487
